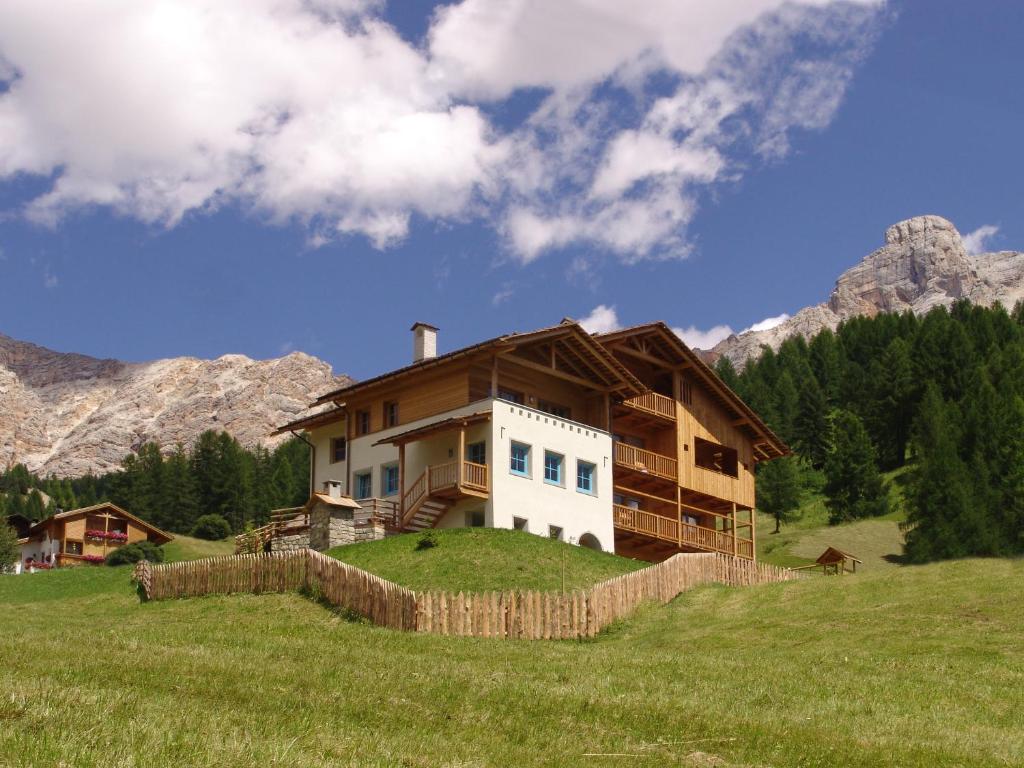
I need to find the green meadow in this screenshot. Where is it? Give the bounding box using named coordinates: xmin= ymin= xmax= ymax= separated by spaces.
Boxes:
xmin=1 ymin=528 xmax=1021 ymax=767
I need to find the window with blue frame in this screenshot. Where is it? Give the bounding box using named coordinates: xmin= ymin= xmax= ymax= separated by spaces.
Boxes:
xmin=467 ymin=441 xmax=486 ymax=465
xmin=355 ymin=471 xmax=372 ymax=499
xmin=576 ymin=460 xmax=596 ymax=494
xmin=382 ymin=464 xmax=399 ymax=496
xmin=543 ymin=451 xmax=563 ymax=486
xmin=510 ymin=442 xmax=530 ymax=476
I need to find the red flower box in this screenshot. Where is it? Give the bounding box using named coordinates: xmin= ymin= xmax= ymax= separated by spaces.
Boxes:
xmin=85 ymin=529 xmax=129 ymax=542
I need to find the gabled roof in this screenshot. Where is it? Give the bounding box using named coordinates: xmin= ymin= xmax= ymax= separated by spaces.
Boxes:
xmin=595 ymin=322 xmax=789 ymax=460
xmin=27 ymin=502 xmax=174 ymax=544
xmin=816 ymin=546 xmax=862 ymax=564
xmin=310 ymin=320 xmax=644 ymax=407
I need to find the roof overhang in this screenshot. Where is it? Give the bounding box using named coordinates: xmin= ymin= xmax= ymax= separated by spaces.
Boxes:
xmin=271 ymin=404 xmax=346 ymax=437
xmin=373 ymin=410 xmax=492 ymax=447
xmin=596 ymin=322 xmax=789 ymax=460
xmin=312 ymin=320 xmax=644 ymax=407
xmin=29 ymin=502 xmax=174 ymax=544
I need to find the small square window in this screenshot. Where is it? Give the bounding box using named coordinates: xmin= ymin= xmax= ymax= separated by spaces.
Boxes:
xmin=383 ymin=401 xmax=399 ymax=428
xmin=65 ymin=540 xmax=83 ymax=555
xmin=510 ymin=442 xmax=530 ymax=476
xmin=513 ymin=516 xmax=528 ymax=531
xmin=548 ymin=525 xmax=563 ymax=541
xmin=331 ymin=437 xmax=347 ymax=463
xmin=466 ymin=510 xmax=485 ymax=528
xmin=356 ymin=410 xmax=371 ymax=435
xmin=576 ymin=460 xmax=596 ymax=495
xmin=355 ymin=471 xmax=372 ymax=499
xmin=382 ymin=464 xmax=399 ymax=496
xmin=543 ymin=451 xmax=564 ymax=486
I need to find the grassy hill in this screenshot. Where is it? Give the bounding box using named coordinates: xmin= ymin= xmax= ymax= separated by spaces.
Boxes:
xmin=1 ymin=541 xmax=1021 ymax=766
xmin=758 ymin=465 xmax=911 ymax=571
xmin=327 ymin=527 xmax=644 ymax=592
xmin=161 ymin=534 xmax=235 ymax=563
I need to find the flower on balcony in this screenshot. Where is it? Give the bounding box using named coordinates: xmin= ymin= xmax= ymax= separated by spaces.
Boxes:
xmin=81 ymin=554 xmax=106 ymax=564
xmin=85 ymin=529 xmax=129 ymax=542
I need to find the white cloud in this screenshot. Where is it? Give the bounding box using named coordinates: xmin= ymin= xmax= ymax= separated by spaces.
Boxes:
xmin=743 ymin=312 xmax=790 ymax=333
xmin=673 ymin=324 xmax=734 ymax=350
xmin=0 ymin=0 xmax=884 ymax=260
xmin=42 ymin=267 xmax=57 ymax=289
xmin=491 ymin=285 xmax=515 ymax=306
xmin=962 ymin=224 xmax=999 ymax=256
xmin=578 ymin=304 xmax=620 ymax=334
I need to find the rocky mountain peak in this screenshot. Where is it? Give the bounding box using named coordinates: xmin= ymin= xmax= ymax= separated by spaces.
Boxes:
xmin=0 ymin=336 xmax=350 ymax=477
xmin=708 ymin=215 xmax=1024 ymax=365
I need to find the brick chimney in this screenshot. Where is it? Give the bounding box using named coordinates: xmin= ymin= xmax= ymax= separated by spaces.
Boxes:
xmin=411 ymin=322 xmax=438 ymax=363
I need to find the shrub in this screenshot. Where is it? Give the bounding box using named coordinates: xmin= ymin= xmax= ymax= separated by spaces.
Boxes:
xmin=415 ymin=531 xmax=438 ymax=551
xmin=105 ymin=541 xmax=165 ymax=566
xmin=191 ymin=514 xmax=232 ymax=541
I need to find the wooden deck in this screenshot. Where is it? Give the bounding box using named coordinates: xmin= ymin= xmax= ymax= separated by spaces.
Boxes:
xmin=613 ymin=442 xmax=678 ymax=482
xmin=613 ymin=504 xmax=754 ymax=559
xmin=621 ymin=391 xmax=677 ymax=422
xmin=399 ymin=460 xmax=489 ymax=530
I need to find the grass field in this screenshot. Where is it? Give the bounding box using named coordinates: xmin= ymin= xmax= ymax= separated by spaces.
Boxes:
xmin=757 ymin=466 xmax=911 ymax=571
xmin=162 ymin=534 xmax=235 ymax=563
xmin=1 ymin=537 xmax=1021 ymax=767
xmin=327 ymin=527 xmax=644 ymax=592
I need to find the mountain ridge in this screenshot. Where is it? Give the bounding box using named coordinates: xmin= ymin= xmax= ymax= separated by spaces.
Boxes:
xmin=706 ymin=215 xmax=1024 ymax=364
xmin=0 ymin=334 xmax=350 ymax=477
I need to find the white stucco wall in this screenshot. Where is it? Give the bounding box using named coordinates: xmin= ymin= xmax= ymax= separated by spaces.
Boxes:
xmin=490 ymin=401 xmax=614 ymax=552
xmin=306 ymin=397 xmax=614 ymax=552
xmin=19 ymin=535 xmax=60 ymax=565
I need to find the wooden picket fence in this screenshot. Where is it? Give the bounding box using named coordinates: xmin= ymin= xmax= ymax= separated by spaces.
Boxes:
xmin=134 ymin=550 xmax=803 ymax=640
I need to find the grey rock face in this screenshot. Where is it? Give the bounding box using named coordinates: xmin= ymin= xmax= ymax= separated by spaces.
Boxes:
xmin=0 ymin=335 xmax=351 ymax=477
xmin=709 ymin=215 xmax=1024 ymax=365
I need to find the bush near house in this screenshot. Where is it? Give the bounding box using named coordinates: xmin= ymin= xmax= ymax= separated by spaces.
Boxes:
xmin=190 ymin=514 xmax=232 ymax=541
xmin=105 ymin=541 xmax=165 ymax=566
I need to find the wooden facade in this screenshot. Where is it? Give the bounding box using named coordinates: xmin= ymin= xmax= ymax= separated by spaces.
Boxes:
xmin=597 ymin=323 xmax=788 ymax=562
xmin=18 ymin=502 xmax=173 ymax=568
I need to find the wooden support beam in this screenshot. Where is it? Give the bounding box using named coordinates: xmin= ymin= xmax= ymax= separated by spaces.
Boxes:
xmin=490 ymin=355 xmax=499 ymax=397
xmin=503 ymin=354 xmax=610 ymax=391
xmin=458 ymin=427 xmax=466 ymax=490
xmin=398 ymin=443 xmax=405 ymax=516
xmin=732 ymin=502 xmax=738 ymax=557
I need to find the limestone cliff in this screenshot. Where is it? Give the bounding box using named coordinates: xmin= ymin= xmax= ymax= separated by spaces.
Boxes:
xmin=708 ymin=215 xmax=1024 ymax=364
xmin=0 ymin=335 xmax=350 ymax=477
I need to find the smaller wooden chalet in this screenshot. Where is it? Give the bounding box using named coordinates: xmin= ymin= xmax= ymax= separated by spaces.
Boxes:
xmin=17 ymin=503 xmax=173 ymax=568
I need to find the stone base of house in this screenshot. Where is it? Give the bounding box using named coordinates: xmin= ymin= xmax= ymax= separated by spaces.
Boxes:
xmin=271 ymin=532 xmax=310 ymax=552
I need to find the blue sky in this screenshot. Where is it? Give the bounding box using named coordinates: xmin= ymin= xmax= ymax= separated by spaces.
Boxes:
xmin=0 ymin=0 xmax=1021 ymax=381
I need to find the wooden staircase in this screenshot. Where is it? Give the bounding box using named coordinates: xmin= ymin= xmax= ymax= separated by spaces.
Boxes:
xmin=399 ymin=460 xmax=488 ymax=532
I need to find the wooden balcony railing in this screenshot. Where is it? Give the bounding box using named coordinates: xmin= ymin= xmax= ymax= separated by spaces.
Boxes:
xmin=613 ymin=442 xmax=678 ymax=482
xmin=613 ymin=505 xmax=753 ymax=559
xmin=622 ymin=391 xmax=676 ymax=421
xmin=462 ymin=461 xmax=488 ymax=492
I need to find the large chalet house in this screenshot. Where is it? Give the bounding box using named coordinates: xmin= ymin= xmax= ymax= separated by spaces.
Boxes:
xmin=273 ymin=320 xmax=787 ymax=562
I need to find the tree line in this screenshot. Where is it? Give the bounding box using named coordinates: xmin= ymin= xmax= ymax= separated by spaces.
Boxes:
xmin=1 ymin=430 xmax=310 ymax=537
xmin=718 ymin=299 xmax=1024 ymax=562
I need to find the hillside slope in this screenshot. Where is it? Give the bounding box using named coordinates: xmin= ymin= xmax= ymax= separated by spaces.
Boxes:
xmin=0 ymin=333 xmax=350 ymax=477
xmin=0 ymin=556 xmax=1020 ymax=766
xmin=709 ymin=215 xmax=1024 ymax=364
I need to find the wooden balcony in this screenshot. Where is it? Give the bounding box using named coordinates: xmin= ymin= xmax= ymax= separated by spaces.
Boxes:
xmin=621 ymin=391 xmax=676 ymax=422
xmin=613 ymin=504 xmax=753 ymax=559
xmin=613 ymin=442 xmax=678 ymax=482
xmin=402 ymin=460 xmax=489 ymax=511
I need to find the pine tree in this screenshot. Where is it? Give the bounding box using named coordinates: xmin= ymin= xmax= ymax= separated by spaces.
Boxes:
xmin=271 ymin=455 xmax=296 ymax=510
xmin=823 ymin=410 xmax=889 ymax=524
xmin=904 ymin=386 xmax=988 ymax=561
xmin=793 ymin=374 xmax=830 ymax=467
xmin=757 ymin=457 xmax=802 ymax=533
xmin=0 ymin=521 xmax=18 ymax=571
xmin=714 ymin=356 xmax=740 ymax=391
xmin=162 ymin=445 xmax=200 ymax=532
xmin=24 ymin=489 xmax=45 ymax=521
xmin=773 ymin=371 xmax=799 ymax=445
